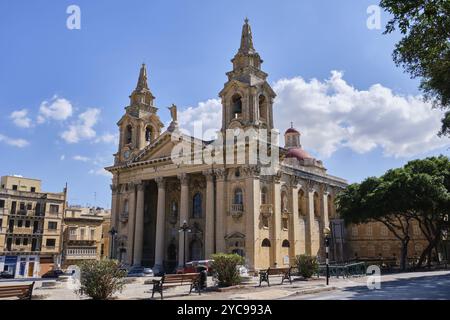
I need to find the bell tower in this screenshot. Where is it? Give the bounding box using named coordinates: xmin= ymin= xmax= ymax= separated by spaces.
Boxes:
xmin=115 ymin=64 xmax=164 ymax=164
xmin=219 ymin=19 xmax=276 ymax=131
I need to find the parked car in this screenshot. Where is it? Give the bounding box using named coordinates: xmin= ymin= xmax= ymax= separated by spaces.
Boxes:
xmin=0 ymin=271 xmax=14 ymax=279
xmin=176 ymin=260 xmax=214 ymax=275
xmin=41 ymin=269 xmax=65 ymax=279
xmin=127 ymin=266 xmax=154 ymax=277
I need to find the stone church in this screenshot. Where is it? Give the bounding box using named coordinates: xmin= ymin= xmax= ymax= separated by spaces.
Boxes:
xmin=106 ymin=19 xmax=347 ymax=274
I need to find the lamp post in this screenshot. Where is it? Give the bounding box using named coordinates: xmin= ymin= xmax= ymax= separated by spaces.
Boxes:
xmin=324 ymin=227 xmax=331 ymax=286
xmin=178 ymin=220 xmax=191 ymax=268
xmin=108 ymin=227 xmax=118 ymax=259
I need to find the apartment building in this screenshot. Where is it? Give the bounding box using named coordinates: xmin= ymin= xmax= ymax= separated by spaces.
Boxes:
xmin=0 ymin=175 xmax=66 ymax=278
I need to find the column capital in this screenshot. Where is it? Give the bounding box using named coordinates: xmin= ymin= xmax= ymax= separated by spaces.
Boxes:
xmin=155 ymin=177 xmax=166 ymax=189
xmin=110 ymin=184 xmax=119 ymax=194
xmin=202 ymin=169 xmax=215 ymax=182
xmin=243 ymin=165 xmax=261 ymax=178
xmin=177 ymin=173 xmax=189 ymax=186
xmin=135 ymin=180 xmax=146 ymax=192
xmin=213 ymin=168 xmax=227 ymax=181
xmin=127 ymin=181 xmax=135 ymax=190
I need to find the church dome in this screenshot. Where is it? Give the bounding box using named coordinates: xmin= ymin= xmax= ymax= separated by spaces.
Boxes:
xmin=286 ymin=147 xmax=313 ymax=161
xmin=285 ymin=127 xmax=299 ymax=134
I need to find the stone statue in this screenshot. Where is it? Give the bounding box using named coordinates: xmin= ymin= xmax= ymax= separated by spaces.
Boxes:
xmin=168 ymin=104 xmax=178 ymax=123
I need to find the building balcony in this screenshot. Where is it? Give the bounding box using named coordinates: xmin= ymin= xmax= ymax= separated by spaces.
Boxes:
xmin=120 ymin=212 xmax=129 ymax=222
xmin=65 ymin=247 xmax=98 ymax=260
xmin=12 ymin=227 xmax=33 ymax=235
xmin=230 ymin=204 xmax=244 ymax=218
xmin=260 ymin=204 xmax=273 ymax=218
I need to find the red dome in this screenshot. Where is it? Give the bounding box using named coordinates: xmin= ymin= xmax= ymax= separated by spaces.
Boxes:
xmin=286 ymin=147 xmax=313 ymax=160
xmin=285 ymin=127 xmax=300 ymax=134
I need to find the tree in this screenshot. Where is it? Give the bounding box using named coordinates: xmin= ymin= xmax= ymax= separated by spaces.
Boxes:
xmin=380 ymin=0 xmax=450 ymax=136
xmin=337 ymin=156 xmax=450 ymax=270
xmin=294 ymin=254 xmax=319 ymax=279
xmin=77 ymin=259 xmax=127 ymax=300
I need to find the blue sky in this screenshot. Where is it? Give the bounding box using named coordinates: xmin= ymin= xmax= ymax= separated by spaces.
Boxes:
xmin=0 ymin=0 xmax=448 ymax=208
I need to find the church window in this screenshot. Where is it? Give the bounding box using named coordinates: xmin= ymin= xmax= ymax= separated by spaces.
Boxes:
xmin=232 ymin=94 xmax=242 ymax=118
xmin=125 ymin=125 xmax=132 ymax=145
xmin=259 ymin=95 xmax=267 ymax=121
xmin=234 ymin=188 xmax=243 ymax=205
xmin=282 ymin=240 xmax=290 ymax=248
xmin=261 ymin=238 xmax=271 ymax=247
xmin=192 ymin=193 xmax=202 ymax=218
xmin=145 ymin=126 xmax=153 ymax=143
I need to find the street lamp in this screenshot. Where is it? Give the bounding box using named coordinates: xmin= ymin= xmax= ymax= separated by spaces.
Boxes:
xmin=324 ymin=227 xmax=331 ymax=286
xmin=178 ymin=220 xmax=191 ymax=268
xmin=108 ymin=227 xmax=118 ymax=259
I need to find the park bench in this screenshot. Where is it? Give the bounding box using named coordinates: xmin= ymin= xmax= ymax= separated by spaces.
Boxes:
xmin=259 ymin=267 xmax=292 ymax=286
xmin=0 ymin=282 xmax=35 ymax=300
xmin=151 ymin=273 xmax=201 ymax=300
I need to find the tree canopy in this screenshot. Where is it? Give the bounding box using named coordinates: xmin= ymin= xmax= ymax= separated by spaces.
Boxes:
xmin=380 ymin=0 xmax=450 ymax=136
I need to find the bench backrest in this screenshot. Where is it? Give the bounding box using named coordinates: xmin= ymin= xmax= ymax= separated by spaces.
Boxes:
xmin=267 ymin=267 xmax=291 ymax=275
xmin=0 ymin=282 xmax=34 ymax=300
xmin=162 ymin=273 xmax=200 ymax=285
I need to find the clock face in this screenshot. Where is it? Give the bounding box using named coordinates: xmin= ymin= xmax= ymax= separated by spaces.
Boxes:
xmin=123 ymin=150 xmax=131 ymax=159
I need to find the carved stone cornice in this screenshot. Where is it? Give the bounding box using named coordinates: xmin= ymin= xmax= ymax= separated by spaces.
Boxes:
xmin=177 ymin=173 xmax=189 ymax=186
xmin=127 ymin=181 xmax=136 ymax=191
xmin=242 ymin=165 xmax=261 ymax=178
xmin=214 ymin=168 xmax=227 ymax=180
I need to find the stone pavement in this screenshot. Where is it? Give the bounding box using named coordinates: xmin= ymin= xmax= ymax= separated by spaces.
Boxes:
xmin=5 ymin=270 xmax=448 ymax=300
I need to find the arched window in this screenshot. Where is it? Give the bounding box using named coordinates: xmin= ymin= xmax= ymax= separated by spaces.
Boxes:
xmin=145 ymin=126 xmax=153 ymax=143
xmin=259 ymin=95 xmax=267 ymax=121
xmin=261 ymin=238 xmax=271 ymax=247
xmin=232 ymin=94 xmax=242 ymax=117
xmin=261 ymin=187 xmax=268 ymax=205
xmin=190 ymin=239 xmax=202 ymax=261
xmin=313 ymin=192 xmax=320 ymax=218
xmin=282 ymin=240 xmax=290 ymax=248
xmin=192 ymin=193 xmax=202 ymax=218
xmin=125 ymin=125 xmax=132 ymax=144
xmin=234 ymin=188 xmax=243 ymax=205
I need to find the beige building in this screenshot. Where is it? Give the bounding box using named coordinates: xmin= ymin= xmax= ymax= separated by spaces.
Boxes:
xmin=106 ymin=19 xmax=347 ymax=274
xmin=0 ymin=175 xmax=66 ymax=277
xmin=62 ymin=206 xmax=111 ymax=267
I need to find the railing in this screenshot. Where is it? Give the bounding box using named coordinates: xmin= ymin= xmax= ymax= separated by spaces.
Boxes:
xmin=317 ymin=262 xmax=367 ymax=278
xmin=230 ymin=204 xmax=244 ymax=218
xmin=65 ymin=247 xmax=97 ymax=259
xmin=260 ymin=204 xmax=273 ymax=217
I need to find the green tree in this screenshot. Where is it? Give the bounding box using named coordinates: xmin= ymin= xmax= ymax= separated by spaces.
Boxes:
xmin=380 ymin=0 xmax=450 ymax=136
xmin=77 ymin=259 xmax=127 ymax=300
xmin=294 ymin=254 xmax=319 ymax=279
xmin=337 ymin=156 xmax=450 ymax=270
xmin=210 ymin=253 xmax=244 ymax=287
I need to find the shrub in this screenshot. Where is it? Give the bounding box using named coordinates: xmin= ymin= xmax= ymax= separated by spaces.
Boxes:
xmin=295 ymin=254 xmax=319 ymax=279
xmin=211 ymin=253 xmax=244 ymax=287
xmin=77 ymin=259 xmax=127 ymax=300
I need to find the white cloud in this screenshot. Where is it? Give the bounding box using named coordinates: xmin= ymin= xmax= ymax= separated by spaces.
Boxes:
xmin=37 ymin=96 xmax=73 ymax=123
xmin=175 ymin=72 xmax=449 ymax=158
xmin=94 ymin=132 xmax=119 ymax=145
xmin=0 ymin=134 xmax=29 ymax=148
xmin=10 ymin=109 xmax=32 ymax=128
xmin=178 ymin=99 xmax=222 ymax=140
xmin=73 ymin=155 xmax=90 ymax=162
xmin=89 ymin=168 xmax=112 ymax=178
xmin=61 ymin=108 xmax=101 ymax=143
xmin=60 ymin=155 xmax=65 ymax=161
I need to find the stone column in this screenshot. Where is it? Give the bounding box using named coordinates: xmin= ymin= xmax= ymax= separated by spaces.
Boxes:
xmin=244 ymin=166 xmax=260 ymax=271
xmin=306 ymin=186 xmax=316 ymax=256
xmin=133 ymin=181 xmax=145 ymax=266
xmin=126 ymin=182 xmax=136 ymax=265
xmin=322 ymin=191 xmax=330 ymax=231
xmin=153 ymin=177 xmax=166 ymax=274
xmin=178 ymin=173 xmax=189 ymax=267
xmin=290 ymin=181 xmax=300 ymax=259
xmin=203 ymin=170 xmax=215 ymax=259
xmin=214 ymin=169 xmax=226 ymax=253
xmin=272 ymin=176 xmax=282 ymax=267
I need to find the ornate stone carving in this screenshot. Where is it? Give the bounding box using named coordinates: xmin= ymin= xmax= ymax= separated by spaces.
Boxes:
xmin=177 ymin=173 xmax=189 ymax=186
xmin=202 ymin=169 xmax=215 ymax=182
xmin=242 ymin=165 xmax=261 ymax=178
xmin=214 ymin=168 xmax=227 ymax=180
xmin=127 ymin=181 xmax=135 ymax=190
xmin=110 ymin=184 xmax=119 ymax=194
xmin=155 ymin=177 xmax=165 ymax=189
xmin=136 ymin=181 xmax=146 ymax=191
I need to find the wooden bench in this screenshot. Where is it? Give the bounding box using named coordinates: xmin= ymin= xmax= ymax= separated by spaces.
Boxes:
xmin=151 ymin=273 xmax=201 ymax=300
xmin=259 ymin=267 xmax=292 ymax=286
xmin=0 ymin=282 xmax=35 ymax=300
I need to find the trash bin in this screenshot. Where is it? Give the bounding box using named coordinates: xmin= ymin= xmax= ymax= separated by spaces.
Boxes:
xmin=196 ymin=266 xmax=208 ymax=289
